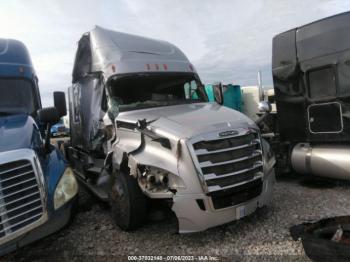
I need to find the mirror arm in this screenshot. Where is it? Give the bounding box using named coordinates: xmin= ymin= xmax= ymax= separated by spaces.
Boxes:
xmin=255 ymin=112 xmax=269 ymax=126
xmin=45 ymin=123 xmax=52 ymax=153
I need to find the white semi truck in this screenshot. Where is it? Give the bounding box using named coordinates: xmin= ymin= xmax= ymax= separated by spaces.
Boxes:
xmin=65 ymin=26 xmax=276 ymax=233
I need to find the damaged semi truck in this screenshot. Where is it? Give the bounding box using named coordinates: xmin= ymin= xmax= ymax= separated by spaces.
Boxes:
xmin=270 ymin=11 xmax=350 ymax=179
xmin=66 ymin=26 xmax=276 ymax=233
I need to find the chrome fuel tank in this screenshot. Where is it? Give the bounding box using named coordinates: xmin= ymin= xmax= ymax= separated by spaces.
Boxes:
xmin=291 ymin=143 xmax=350 ymax=180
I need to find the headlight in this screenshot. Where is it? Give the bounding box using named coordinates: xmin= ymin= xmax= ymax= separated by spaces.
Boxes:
xmin=54 ymin=167 xmax=78 ymax=209
xmin=138 ymin=166 xmax=186 ymax=191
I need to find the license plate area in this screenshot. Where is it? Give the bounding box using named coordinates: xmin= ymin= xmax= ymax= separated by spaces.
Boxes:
xmin=236 ymin=206 xmax=245 ymax=219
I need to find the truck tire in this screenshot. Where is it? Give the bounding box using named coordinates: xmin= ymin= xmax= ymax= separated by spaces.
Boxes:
xmin=109 ymin=171 xmax=147 ymax=231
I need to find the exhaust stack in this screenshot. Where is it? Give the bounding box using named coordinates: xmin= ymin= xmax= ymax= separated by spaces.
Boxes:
xmin=257 ymin=70 xmax=264 ymax=101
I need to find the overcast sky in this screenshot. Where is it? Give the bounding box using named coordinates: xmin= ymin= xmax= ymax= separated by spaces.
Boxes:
xmin=1 ymin=0 xmax=350 ymax=106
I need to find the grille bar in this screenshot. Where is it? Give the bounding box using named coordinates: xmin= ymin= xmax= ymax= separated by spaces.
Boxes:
xmin=0 ymin=213 xmax=43 ymax=234
xmin=201 ymin=156 xmax=262 ymax=176
xmin=0 ymin=184 xmax=38 ymax=200
xmin=1 ymin=170 xmax=35 ymax=183
xmin=195 ymin=140 xmax=259 ymax=156
xmin=0 ymin=163 xmax=32 ymax=176
xmin=0 ymin=206 xmax=42 ymax=225
xmin=193 ymin=133 xmax=256 ymax=151
xmin=0 ymin=177 xmax=36 ymax=191
xmin=0 ymin=190 xmax=40 ymax=209
xmin=199 ymin=151 xmax=262 ymax=168
xmin=207 ymin=175 xmax=263 ymax=193
xmin=0 ymin=198 xmax=42 ymax=217
xmin=204 ymin=164 xmax=263 ymax=180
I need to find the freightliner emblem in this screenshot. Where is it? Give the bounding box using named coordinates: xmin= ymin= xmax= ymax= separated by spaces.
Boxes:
xmin=218 ymin=130 xmax=239 ymax=137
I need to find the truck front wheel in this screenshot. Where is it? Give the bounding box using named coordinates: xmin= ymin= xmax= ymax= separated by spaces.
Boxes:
xmin=109 ymin=171 xmax=147 ymax=231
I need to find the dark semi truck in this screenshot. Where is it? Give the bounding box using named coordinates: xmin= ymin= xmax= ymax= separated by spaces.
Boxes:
xmin=268 ymin=11 xmax=350 ymax=180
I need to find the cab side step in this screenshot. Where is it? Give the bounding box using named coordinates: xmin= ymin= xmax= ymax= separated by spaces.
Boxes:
xmin=74 ymin=170 xmax=109 ymax=202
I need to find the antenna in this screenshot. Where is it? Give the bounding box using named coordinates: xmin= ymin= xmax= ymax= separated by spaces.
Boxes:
xmin=257 ymin=70 xmax=264 ymax=101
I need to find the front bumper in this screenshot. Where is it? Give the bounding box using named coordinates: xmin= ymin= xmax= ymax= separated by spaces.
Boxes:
xmin=172 ymin=169 xmax=275 ymax=233
xmin=52 ymin=131 xmax=68 ymax=137
xmin=0 ymin=196 xmax=77 ymax=256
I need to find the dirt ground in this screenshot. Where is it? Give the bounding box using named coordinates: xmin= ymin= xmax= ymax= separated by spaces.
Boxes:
xmin=3 ymin=171 xmax=350 ymax=262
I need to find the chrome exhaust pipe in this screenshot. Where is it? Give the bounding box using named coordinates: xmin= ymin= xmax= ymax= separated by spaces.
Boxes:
xmin=291 ymin=143 xmax=350 ymax=180
xmin=257 ymin=70 xmax=264 ymax=101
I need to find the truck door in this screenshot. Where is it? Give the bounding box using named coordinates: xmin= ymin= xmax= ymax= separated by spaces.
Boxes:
xmin=296 ymin=13 xmax=350 ymax=142
xmin=69 ymin=76 xmax=104 ymax=151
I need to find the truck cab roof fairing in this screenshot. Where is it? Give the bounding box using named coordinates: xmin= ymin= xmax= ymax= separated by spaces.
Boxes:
xmin=0 ymin=38 xmax=41 ymax=111
xmin=0 ymin=38 xmax=36 ymax=79
xmin=72 ymin=26 xmax=195 ymax=83
xmin=272 ymin=11 xmax=350 ymax=143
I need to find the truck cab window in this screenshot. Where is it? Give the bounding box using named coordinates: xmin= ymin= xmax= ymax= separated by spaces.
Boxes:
xmin=109 ymin=73 xmax=207 ymax=112
xmin=0 ymin=79 xmax=36 ymax=115
xmin=184 ymin=80 xmax=199 ymax=99
xmin=308 ymin=67 xmax=337 ymax=99
xmin=101 ymin=88 xmax=108 ymax=112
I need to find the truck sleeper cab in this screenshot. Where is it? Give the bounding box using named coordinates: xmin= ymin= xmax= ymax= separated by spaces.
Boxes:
xmin=272 ymin=11 xmax=350 ymax=180
xmin=0 ymin=39 xmax=78 ymax=254
xmin=67 ymin=27 xmax=275 ymax=233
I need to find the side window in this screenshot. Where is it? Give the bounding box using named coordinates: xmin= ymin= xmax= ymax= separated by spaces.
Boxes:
xmin=184 ymin=80 xmax=199 ymax=99
xmin=308 ymin=66 xmax=337 ymax=99
xmin=72 ymin=84 xmax=81 ymax=124
xmin=184 ymin=82 xmax=190 ymax=99
xmin=101 ymin=88 xmax=108 ymax=112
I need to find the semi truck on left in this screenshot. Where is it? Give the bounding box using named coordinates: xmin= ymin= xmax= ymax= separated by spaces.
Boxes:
xmin=0 ymin=38 xmax=78 ymax=255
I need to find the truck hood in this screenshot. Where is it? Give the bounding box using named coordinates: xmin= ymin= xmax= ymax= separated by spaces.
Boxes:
xmin=0 ymin=114 xmax=40 ymax=153
xmin=117 ymin=103 xmax=257 ymax=139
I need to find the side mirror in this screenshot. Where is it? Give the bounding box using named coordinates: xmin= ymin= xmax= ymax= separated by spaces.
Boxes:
xmin=213 ymin=82 xmax=223 ymax=105
xmin=37 ymin=107 xmax=60 ymax=152
xmin=54 ymin=91 xmax=67 ymax=117
xmin=258 ymin=101 xmax=272 ymax=113
xmin=37 ymin=107 xmax=60 ymax=124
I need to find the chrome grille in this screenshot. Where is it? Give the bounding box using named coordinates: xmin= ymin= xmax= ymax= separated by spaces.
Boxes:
xmin=0 ymin=159 xmax=44 ymax=239
xmin=191 ymin=129 xmax=263 ymax=198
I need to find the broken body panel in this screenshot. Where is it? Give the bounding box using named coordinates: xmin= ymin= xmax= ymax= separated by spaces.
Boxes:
xmin=68 ymin=26 xmax=275 ymax=232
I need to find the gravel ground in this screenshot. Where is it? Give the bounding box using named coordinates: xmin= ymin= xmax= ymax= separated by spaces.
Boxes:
xmin=3 ymin=174 xmax=350 ymax=262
